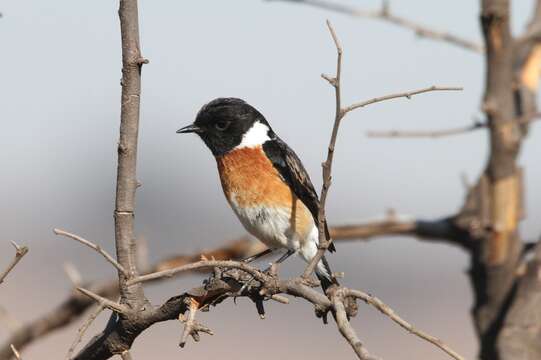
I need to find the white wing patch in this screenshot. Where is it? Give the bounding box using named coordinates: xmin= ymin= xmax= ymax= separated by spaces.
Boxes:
xmin=235 ymin=121 xmax=271 ymax=149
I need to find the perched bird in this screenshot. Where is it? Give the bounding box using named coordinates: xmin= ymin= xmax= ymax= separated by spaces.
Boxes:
xmin=177 ymin=98 xmax=337 ymax=290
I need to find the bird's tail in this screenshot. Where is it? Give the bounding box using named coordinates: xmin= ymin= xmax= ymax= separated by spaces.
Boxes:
xmin=315 ymin=255 xmax=339 ymax=293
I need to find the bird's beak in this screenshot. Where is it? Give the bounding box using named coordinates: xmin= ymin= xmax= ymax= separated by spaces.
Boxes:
xmin=176 ymin=124 xmax=202 ymax=134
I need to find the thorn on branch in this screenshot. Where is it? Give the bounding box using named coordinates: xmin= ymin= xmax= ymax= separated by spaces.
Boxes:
xmin=0 ymin=241 xmax=29 ymax=285
xmin=136 ymin=57 xmax=149 ymax=65
xmin=77 ymin=287 xmax=128 ymax=315
xmin=179 ymin=299 xmax=213 ymax=348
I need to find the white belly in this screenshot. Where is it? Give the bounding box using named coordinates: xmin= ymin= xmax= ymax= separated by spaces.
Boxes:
xmin=229 ymin=200 xmax=302 ymax=251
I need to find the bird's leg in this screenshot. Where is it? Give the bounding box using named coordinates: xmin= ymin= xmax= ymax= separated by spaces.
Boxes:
xmin=242 ymin=248 xmax=273 ymax=264
xmin=238 ymin=249 xmax=295 ymax=295
xmin=261 ymin=249 xmax=295 ymax=274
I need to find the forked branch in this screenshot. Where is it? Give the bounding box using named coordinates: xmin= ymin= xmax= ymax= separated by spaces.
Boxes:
xmin=303 ymin=20 xmax=461 ymax=279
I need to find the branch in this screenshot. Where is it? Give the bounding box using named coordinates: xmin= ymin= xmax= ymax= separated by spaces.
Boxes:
xmin=331 ymin=291 xmax=380 ymax=360
xmin=367 ymin=121 xmax=485 ymax=138
xmin=0 ymin=219 xmax=465 ymax=359
xmin=344 ymin=86 xmax=463 ymax=114
xmin=76 ymin=288 xmax=128 ymax=315
xmin=126 ymin=260 xmax=268 ymax=286
xmin=10 ymin=345 xmax=21 ymax=360
xmin=114 ymin=0 xmax=147 ymax=298
xmin=178 ymin=298 xmax=213 ymax=348
xmin=67 ymin=304 xmax=105 ymax=360
xmin=0 ymin=242 xmax=28 ymax=285
xmin=267 ymin=0 xmax=483 ymax=53
xmin=348 ymin=289 xmax=465 ymax=360
xmin=53 ymin=229 xmax=128 ymax=277
xmin=303 ymin=20 xmax=462 ymax=278
xmin=366 ymin=112 xmax=541 ymax=139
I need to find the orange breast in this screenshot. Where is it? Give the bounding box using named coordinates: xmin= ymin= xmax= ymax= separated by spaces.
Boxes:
xmin=216 ymin=146 xmax=314 ymax=239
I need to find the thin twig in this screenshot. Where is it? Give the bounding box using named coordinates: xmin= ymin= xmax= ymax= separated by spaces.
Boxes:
xmin=178 ymin=298 xmax=213 ymax=348
xmin=332 ymin=295 xmax=380 ymax=360
xmin=268 ymin=0 xmax=483 ymax=53
xmin=66 ymin=304 xmax=105 ymax=360
xmin=0 ymin=242 xmax=28 ymax=285
xmin=348 ymin=289 xmax=465 ymax=360
xmin=367 ymin=121 xmax=484 ymax=138
xmin=367 ymin=112 xmax=541 ymax=139
xmin=76 ymin=287 xmax=128 ymax=315
xmin=54 ymin=229 xmax=128 ymax=277
xmin=10 ymin=345 xmax=21 ymax=360
xmin=344 ymin=86 xmax=463 ymax=113
xmin=126 ymin=260 xmax=267 ymax=286
xmin=303 ymin=21 xmax=462 ymax=278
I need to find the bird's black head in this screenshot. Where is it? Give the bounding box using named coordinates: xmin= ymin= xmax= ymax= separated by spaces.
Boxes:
xmin=177 ymin=98 xmax=274 ymax=156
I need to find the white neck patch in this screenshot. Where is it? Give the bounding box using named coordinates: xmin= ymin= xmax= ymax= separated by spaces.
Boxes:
xmin=235 ymin=121 xmax=271 ymax=149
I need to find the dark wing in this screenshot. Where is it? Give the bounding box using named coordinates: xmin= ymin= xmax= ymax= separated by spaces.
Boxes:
xmin=262 ymin=137 xmax=336 ymax=252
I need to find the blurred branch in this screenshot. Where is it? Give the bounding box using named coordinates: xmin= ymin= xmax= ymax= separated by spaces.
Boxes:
xmin=10 ymin=345 xmax=21 ymax=360
xmin=0 ymin=242 xmax=28 ymax=285
xmin=366 ymin=112 xmax=540 ymax=139
xmin=67 ymin=305 xmax=105 ymax=360
xmin=267 ymin=0 xmax=483 ymax=53
xmin=367 ymin=121 xmax=485 ymax=138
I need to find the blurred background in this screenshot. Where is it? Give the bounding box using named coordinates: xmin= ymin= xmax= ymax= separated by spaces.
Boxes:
xmin=1 ymin=0 xmax=540 ymax=358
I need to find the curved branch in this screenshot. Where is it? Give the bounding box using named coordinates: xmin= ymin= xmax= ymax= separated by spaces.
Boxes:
xmin=267 ymin=0 xmax=483 ymax=53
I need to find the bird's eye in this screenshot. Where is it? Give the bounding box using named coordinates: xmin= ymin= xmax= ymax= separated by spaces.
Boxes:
xmin=215 ymin=121 xmax=230 ymax=131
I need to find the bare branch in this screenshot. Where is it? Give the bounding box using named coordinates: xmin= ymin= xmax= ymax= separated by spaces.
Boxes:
xmin=10 ymin=345 xmax=21 ymax=360
xmin=267 ymin=0 xmax=483 ymax=53
xmin=126 ymin=260 xmax=268 ymax=286
xmin=0 ymin=242 xmax=28 ymax=285
xmin=63 ymin=262 xmax=83 ymax=287
xmin=366 ymin=112 xmax=540 ymax=139
xmin=367 ymin=121 xmax=485 ymax=138
xmin=54 ymin=229 xmax=128 ymax=277
xmin=303 ymin=21 xmax=462 ymax=279
xmin=66 ymin=305 xmax=105 ymax=360
xmin=348 ymin=289 xmax=465 ymax=360
xmin=178 ymin=298 xmax=213 ymax=348
xmin=331 ymin=293 xmax=380 ymax=360
xmin=344 ymin=86 xmax=463 ymax=114
xmin=76 ymin=288 xmax=128 ymax=315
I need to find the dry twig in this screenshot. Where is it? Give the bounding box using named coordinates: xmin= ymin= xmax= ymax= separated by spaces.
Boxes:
xmin=66 ymin=305 xmax=105 ymax=360
xmin=303 ymin=20 xmax=461 ymax=278
xmin=0 ymin=242 xmax=28 ymax=285
xmin=53 ymin=229 xmax=127 ymax=277
xmin=268 ymin=0 xmax=483 ymax=53
xmin=9 ymin=345 xmax=21 ymax=360
xmin=348 ymin=290 xmax=465 ymax=360
xmin=178 ymin=299 xmax=213 ymax=348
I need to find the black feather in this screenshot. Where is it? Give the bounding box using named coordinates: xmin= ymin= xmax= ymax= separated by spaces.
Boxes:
xmin=263 ymin=138 xmax=335 ymax=252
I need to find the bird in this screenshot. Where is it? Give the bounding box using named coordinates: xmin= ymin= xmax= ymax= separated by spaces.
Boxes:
xmin=177 ymin=97 xmax=337 ymax=291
